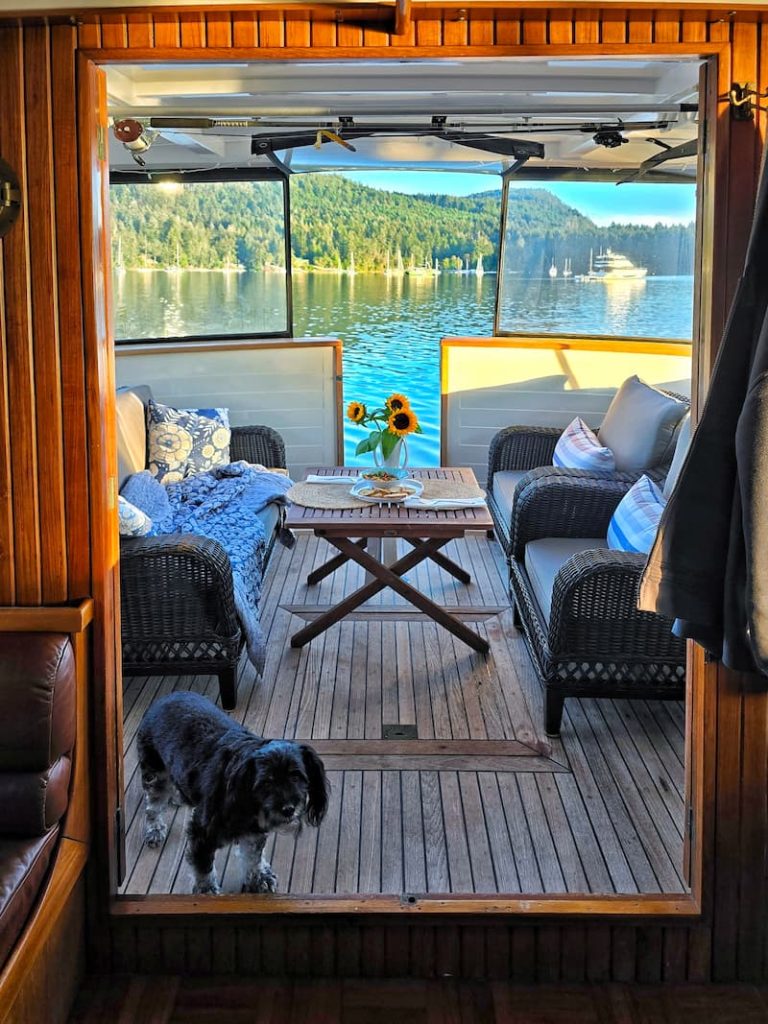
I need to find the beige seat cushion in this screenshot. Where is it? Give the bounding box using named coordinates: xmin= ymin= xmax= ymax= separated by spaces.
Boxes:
xmin=116 ymin=388 xmax=149 ymax=488
xmin=490 ymin=470 xmax=528 ymax=526
xmin=524 ymin=537 xmax=607 ymax=623
xmin=597 ymin=375 xmax=688 ymax=473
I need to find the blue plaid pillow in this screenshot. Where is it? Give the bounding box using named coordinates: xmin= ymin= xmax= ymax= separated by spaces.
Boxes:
xmin=147 ymin=400 xmax=231 ymax=484
xmin=553 ymin=417 xmax=615 ymax=472
xmin=607 ymin=475 xmax=666 ymax=554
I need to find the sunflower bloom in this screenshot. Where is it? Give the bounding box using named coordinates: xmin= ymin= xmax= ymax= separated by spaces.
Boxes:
xmin=347 ymin=401 xmax=367 ymax=423
xmin=388 ymin=407 xmax=418 ymax=437
xmin=386 ymin=393 xmax=409 ymax=413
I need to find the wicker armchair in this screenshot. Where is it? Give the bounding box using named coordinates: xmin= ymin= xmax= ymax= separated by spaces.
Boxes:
xmin=120 ymin=422 xmax=287 ymax=711
xmin=487 ymin=390 xmax=689 ymax=556
xmin=507 ymin=472 xmax=686 ymax=736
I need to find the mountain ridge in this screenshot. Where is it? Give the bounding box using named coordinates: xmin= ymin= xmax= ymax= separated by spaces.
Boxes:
xmin=110 ymin=173 xmax=695 ymax=276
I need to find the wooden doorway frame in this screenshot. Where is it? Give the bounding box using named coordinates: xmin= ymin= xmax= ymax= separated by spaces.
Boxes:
xmin=80 ymin=39 xmax=725 ymax=923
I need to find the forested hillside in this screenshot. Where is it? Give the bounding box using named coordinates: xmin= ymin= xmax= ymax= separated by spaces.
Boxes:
xmin=110 ymin=174 xmax=695 ymax=276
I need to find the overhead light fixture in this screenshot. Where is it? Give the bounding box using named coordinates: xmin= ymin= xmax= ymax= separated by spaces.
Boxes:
xmin=113 ymin=118 xmax=155 ymax=166
xmin=592 ymin=127 xmax=628 ymax=149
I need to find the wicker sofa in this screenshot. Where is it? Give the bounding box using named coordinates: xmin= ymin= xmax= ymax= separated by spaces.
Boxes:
xmin=117 ymin=386 xmax=288 ymax=710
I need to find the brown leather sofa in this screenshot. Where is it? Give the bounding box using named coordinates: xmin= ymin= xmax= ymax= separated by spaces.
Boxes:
xmin=0 ymin=634 xmax=76 ymax=969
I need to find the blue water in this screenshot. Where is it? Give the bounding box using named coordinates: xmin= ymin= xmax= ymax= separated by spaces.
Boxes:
xmin=114 ymin=270 xmax=694 ymax=466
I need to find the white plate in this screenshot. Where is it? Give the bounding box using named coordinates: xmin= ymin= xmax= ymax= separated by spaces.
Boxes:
xmin=351 ymin=477 xmax=424 ymax=504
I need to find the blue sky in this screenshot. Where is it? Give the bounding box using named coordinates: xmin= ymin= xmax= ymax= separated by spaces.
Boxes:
xmin=341 ymin=170 xmax=696 ymax=226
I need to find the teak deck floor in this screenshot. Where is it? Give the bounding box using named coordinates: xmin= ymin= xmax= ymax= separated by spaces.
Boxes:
xmin=119 ymin=531 xmax=687 ymax=898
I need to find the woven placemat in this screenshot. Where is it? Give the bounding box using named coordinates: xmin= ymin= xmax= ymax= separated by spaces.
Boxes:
xmin=287 ymin=477 xmax=485 ymax=510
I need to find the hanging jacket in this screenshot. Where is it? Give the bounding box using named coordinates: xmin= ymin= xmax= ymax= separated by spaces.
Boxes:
xmin=639 ymin=147 xmax=768 ymax=675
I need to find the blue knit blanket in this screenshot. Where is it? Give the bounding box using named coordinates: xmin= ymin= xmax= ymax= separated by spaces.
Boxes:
xmin=152 ymin=462 xmax=292 ymax=674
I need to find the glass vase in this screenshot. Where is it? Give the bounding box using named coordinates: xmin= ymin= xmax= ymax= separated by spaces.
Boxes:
xmin=373 ymin=437 xmax=408 ymax=469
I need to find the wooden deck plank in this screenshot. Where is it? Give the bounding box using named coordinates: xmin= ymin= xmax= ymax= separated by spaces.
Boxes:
xmin=119 ymin=533 xmax=685 ymax=897
xmin=402 ymin=770 xmax=427 ymax=894
xmin=421 ymin=770 xmax=450 ymax=894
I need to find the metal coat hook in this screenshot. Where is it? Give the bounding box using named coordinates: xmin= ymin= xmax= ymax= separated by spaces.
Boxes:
xmin=0 ymin=158 xmax=21 ymax=239
xmin=725 ymin=83 xmax=768 ymax=121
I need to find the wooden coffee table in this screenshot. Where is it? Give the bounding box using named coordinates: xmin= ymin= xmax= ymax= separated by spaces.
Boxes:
xmin=283 ymin=467 xmax=494 ymax=653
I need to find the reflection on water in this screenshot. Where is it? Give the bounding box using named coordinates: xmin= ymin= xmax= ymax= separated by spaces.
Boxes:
xmin=114 ymin=270 xmax=694 ymax=465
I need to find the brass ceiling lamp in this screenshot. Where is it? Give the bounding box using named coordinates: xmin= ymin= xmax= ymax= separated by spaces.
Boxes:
xmin=0 ymin=158 xmax=21 ymax=239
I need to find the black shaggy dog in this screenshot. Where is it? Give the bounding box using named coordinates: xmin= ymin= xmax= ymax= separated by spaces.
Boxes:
xmin=137 ymin=691 xmax=329 ymax=894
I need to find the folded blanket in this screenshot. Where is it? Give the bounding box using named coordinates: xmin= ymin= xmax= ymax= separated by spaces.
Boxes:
xmin=152 ymin=461 xmax=293 ymax=673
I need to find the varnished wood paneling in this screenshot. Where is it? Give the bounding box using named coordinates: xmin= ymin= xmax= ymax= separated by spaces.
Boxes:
xmin=205 ymin=11 xmax=232 ymax=48
xmin=232 ymin=11 xmax=258 ymax=48
xmin=126 ymin=13 xmax=153 ymax=49
xmin=51 ymin=25 xmax=91 ymax=599
xmin=0 ymin=27 xmax=42 ymax=605
xmin=179 ymin=11 xmax=205 ymax=48
xmin=152 ymin=13 xmax=180 ymax=49
xmin=24 ymin=26 xmax=68 ymax=604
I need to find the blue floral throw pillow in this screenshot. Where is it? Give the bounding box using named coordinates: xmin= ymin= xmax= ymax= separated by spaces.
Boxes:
xmin=147 ymin=400 xmax=231 ymax=484
xmin=118 ymin=495 xmax=152 ymax=537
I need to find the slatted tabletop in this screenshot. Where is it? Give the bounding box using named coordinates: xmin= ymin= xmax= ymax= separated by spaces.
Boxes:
xmin=284 ymin=467 xmax=493 ymax=537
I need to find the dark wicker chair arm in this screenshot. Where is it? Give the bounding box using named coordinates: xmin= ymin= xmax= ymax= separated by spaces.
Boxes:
xmin=487 ymin=425 xmax=562 ymax=483
xmin=510 ymin=469 xmax=634 ymax=559
xmin=120 ymin=534 xmax=240 ymax=642
xmin=230 ymin=425 xmax=287 ymax=469
xmin=548 ymin=548 xmax=685 ymax=663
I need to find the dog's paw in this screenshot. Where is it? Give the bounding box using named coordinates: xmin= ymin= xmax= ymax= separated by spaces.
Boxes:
xmin=192 ymin=878 xmax=222 ymax=895
xmin=144 ymin=822 xmax=168 ymax=848
xmin=242 ymin=864 xmax=278 ymax=894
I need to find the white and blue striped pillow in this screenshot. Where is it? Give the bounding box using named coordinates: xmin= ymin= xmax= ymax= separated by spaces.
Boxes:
xmin=553 ymin=417 xmax=615 ymax=473
xmin=607 ymin=475 xmax=666 ymax=554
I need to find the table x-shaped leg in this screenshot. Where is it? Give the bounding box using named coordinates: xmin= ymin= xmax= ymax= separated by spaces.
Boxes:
xmin=290 ymin=535 xmax=490 ymax=653
xmin=403 ymin=537 xmax=471 ymax=584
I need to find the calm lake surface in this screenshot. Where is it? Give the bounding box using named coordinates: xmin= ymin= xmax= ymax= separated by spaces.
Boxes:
xmin=114 ymin=270 xmax=694 ymax=465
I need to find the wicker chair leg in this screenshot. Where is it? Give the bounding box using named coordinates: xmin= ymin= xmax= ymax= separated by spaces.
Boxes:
xmin=218 ymin=667 xmax=238 ymax=711
xmin=545 ymin=690 xmax=565 ymax=736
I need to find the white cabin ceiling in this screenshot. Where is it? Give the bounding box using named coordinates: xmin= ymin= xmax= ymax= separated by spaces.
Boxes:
xmin=106 ymin=57 xmax=700 ymax=180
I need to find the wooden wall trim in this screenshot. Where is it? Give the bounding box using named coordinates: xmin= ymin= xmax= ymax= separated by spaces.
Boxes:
xmin=0 ymin=844 xmax=87 ymax=1024
xmin=0 ymin=597 xmax=93 ymax=632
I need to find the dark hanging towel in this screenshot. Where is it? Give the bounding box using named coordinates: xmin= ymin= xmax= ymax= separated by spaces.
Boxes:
xmin=639 ymin=148 xmax=768 ymax=675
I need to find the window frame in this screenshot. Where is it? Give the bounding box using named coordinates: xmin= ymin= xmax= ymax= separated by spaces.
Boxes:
xmin=109 ymin=167 xmax=294 ymax=344
xmin=492 ymin=167 xmax=698 ymax=343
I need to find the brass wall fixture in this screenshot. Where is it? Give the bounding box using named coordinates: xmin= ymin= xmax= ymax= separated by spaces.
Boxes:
xmin=0 ymin=158 xmax=21 ymax=238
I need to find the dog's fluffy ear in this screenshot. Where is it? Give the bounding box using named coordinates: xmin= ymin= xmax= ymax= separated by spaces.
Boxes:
xmin=300 ymin=744 xmax=329 ymax=826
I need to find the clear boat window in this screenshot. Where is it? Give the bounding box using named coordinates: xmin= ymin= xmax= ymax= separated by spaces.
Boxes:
xmin=111 ymin=176 xmax=292 ymax=343
xmin=495 ymin=180 xmax=696 ymax=341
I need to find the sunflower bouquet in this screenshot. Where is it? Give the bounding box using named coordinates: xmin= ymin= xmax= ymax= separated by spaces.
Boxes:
xmin=346 ymin=392 xmax=422 ymax=462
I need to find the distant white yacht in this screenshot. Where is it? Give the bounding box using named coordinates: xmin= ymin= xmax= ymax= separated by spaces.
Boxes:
xmin=577 ymin=248 xmax=647 ymax=282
